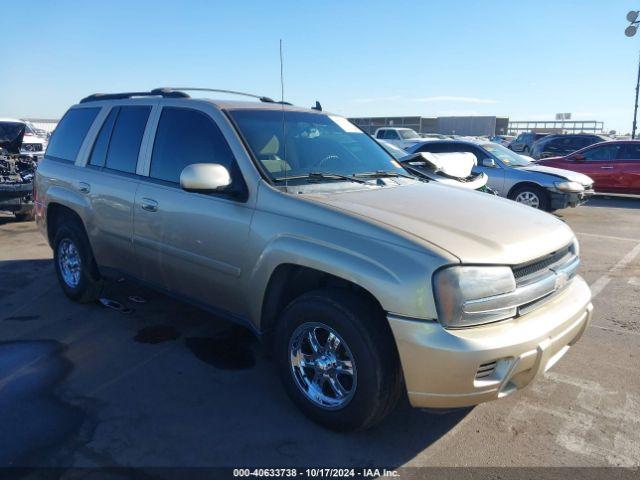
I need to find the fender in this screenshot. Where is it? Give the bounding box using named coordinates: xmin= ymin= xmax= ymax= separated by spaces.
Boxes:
xmin=245 ymin=233 xmax=446 ymax=329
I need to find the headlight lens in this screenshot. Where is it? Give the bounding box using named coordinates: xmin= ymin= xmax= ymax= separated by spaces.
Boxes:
xmin=554 ymin=181 xmax=584 ymax=192
xmin=433 ymin=266 xmax=517 ymax=328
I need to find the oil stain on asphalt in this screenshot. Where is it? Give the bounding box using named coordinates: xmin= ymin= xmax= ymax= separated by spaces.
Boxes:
xmin=133 ymin=324 xmax=181 ymax=344
xmin=185 ymin=329 xmax=256 ymax=370
xmin=0 ymin=340 xmax=84 ymax=466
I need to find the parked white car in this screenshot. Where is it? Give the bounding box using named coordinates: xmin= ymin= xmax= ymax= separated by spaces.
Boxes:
xmin=374 ymin=127 xmax=427 ymax=150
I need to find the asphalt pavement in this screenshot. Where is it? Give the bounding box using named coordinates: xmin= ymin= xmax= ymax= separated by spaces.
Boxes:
xmin=0 ymin=195 xmax=638 ymax=470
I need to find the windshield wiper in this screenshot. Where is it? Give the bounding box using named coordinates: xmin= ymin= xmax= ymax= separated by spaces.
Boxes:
xmin=274 ymin=172 xmax=368 ymax=184
xmin=354 ymin=170 xmax=415 ymax=180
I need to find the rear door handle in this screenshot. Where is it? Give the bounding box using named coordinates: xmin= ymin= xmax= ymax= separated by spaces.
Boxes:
xmin=140 ymin=198 xmax=158 ymax=212
xmin=77 ymin=182 xmax=91 ymax=194
xmin=600 ymin=166 xmax=614 ymax=169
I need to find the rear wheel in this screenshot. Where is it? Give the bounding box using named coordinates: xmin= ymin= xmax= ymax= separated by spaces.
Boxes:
xmin=274 ymin=288 xmax=402 ymax=431
xmin=53 ymin=221 xmax=103 ymax=302
xmin=509 ymin=184 xmax=549 ymax=211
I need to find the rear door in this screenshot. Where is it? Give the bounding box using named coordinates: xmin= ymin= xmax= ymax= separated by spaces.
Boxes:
xmin=80 ymin=104 xmax=152 ymax=275
xmin=133 ymin=105 xmax=254 ymax=315
xmin=617 ymin=143 xmax=640 ymax=193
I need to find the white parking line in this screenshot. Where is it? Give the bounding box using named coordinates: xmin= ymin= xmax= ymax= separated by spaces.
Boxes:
xmin=589 ymin=243 xmax=640 ymax=299
xmin=575 ymin=232 xmax=639 ymax=243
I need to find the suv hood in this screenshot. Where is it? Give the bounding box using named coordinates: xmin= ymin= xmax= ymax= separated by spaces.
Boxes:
xmin=520 ymin=164 xmax=593 ymax=185
xmin=304 ymin=182 xmax=574 ymax=265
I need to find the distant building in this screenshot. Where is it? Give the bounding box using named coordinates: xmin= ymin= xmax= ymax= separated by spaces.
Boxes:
xmin=349 ymin=116 xmax=509 ymax=136
xmin=508 ymin=120 xmax=605 ymax=135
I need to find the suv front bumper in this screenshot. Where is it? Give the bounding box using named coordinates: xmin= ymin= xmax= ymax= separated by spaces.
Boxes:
xmin=388 ymin=275 xmax=592 ymax=409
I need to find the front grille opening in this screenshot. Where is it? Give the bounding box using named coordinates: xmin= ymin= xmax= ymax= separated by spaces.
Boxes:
xmin=512 ymin=245 xmax=572 ymax=282
xmin=475 ymin=361 xmax=497 ymax=379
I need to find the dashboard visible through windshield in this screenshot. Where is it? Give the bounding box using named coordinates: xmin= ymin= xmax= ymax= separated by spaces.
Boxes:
xmin=229 ymin=109 xmax=407 ymax=183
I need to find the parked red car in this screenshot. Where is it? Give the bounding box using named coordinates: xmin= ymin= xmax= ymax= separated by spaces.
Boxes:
xmin=538 ymin=141 xmax=640 ymax=194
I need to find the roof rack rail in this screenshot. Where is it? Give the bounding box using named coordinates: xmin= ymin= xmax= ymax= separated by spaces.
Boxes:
xmin=162 ymin=87 xmax=277 ymax=104
xmin=79 ymin=88 xmax=190 ymax=104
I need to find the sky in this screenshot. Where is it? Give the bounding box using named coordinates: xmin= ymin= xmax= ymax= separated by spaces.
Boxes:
xmin=2 ymin=0 xmax=640 ymax=133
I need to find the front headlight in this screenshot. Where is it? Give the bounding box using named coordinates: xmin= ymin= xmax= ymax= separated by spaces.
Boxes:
xmin=433 ymin=266 xmax=517 ymax=328
xmin=554 ymin=181 xmax=584 ymax=192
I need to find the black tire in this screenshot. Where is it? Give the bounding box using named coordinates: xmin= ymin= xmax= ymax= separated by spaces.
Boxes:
xmin=509 ymin=184 xmax=550 ymax=211
xmin=53 ymin=220 xmax=103 ymax=303
xmin=274 ymin=288 xmax=402 ymax=431
xmin=14 ymin=209 xmax=35 ymax=222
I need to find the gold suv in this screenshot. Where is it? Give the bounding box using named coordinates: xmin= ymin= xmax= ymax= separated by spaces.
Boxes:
xmin=35 ymin=88 xmax=593 ymax=431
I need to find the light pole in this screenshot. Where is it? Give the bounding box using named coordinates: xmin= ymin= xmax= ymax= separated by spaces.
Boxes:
xmin=625 ymin=10 xmax=640 ymax=138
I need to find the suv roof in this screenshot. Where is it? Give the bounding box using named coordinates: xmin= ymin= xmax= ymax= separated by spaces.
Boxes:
xmin=77 ymin=88 xmax=325 ymax=114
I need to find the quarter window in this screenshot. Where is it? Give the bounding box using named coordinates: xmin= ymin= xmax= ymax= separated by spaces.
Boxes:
xmin=88 ymin=108 xmax=118 ymax=167
xmin=104 ymin=106 xmax=151 ymax=174
xmin=149 ymin=107 xmax=236 ymax=184
xmin=46 ymin=108 xmax=99 ymax=162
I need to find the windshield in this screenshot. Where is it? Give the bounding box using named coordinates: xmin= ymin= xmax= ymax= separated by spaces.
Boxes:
xmin=482 ymin=142 xmax=531 ymax=166
xmin=399 ymin=129 xmax=420 ymax=139
xmin=0 ymin=122 xmax=26 ymax=143
xmin=229 ymin=110 xmax=406 ymax=183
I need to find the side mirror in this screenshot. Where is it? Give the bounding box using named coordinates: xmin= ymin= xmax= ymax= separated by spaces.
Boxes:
xmin=180 ymin=163 xmax=232 ymax=193
xmin=481 ymin=158 xmax=497 ymax=168
xmin=571 ymin=153 xmax=585 ymax=162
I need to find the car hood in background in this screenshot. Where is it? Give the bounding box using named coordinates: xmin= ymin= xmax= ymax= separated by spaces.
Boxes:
xmin=304 ymin=182 xmax=574 ymax=265
xmin=520 ymin=164 xmax=594 ymax=185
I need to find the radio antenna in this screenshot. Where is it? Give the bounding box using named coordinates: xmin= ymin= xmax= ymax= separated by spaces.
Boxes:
xmin=280 ymin=39 xmax=288 ymax=189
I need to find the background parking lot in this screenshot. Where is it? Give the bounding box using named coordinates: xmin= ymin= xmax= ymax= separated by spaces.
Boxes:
xmin=0 ymin=196 xmax=638 ymax=469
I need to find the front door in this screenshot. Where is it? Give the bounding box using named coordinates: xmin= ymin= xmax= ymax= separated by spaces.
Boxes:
xmin=133 ymin=106 xmax=254 ymax=315
xmin=575 ymin=143 xmax=623 ymax=192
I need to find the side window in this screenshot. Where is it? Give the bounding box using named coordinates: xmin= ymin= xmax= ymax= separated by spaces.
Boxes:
xmin=376 ymin=130 xmax=387 ymax=139
xmin=582 ymin=144 xmax=620 ymax=161
xmin=104 ymin=106 xmax=151 ymax=174
xmin=149 ymin=107 xmax=236 ymax=184
xmin=621 ymin=144 xmax=640 ymax=160
xmin=387 ymin=130 xmax=400 ymax=140
xmin=88 ymin=108 xmax=118 ymax=167
xmin=45 ymin=108 xmax=99 ymax=162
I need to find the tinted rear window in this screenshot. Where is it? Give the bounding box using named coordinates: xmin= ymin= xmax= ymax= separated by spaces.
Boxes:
xmin=104 ymin=106 xmax=151 ymax=174
xmin=46 ymin=108 xmax=99 ymax=162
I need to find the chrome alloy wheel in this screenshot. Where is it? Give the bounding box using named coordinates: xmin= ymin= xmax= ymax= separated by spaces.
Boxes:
xmin=514 ymin=190 xmax=540 ymax=209
xmin=289 ymin=322 xmax=357 ymax=410
xmin=58 ymin=238 xmax=81 ymax=288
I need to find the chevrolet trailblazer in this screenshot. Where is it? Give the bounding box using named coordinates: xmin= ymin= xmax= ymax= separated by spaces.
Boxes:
xmin=35 ymin=88 xmax=593 ymax=431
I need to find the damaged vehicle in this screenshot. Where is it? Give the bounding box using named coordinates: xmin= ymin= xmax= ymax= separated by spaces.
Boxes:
xmin=36 ymin=89 xmax=592 ymax=431
xmin=408 ymin=140 xmax=595 ymax=211
xmin=378 ymin=140 xmax=495 ymax=193
xmin=0 ymin=121 xmax=37 ymax=221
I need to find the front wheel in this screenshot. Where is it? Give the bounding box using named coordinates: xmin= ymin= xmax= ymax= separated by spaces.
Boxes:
xmin=274 ymin=289 xmax=402 ymax=431
xmin=509 ymin=184 xmax=550 ymax=210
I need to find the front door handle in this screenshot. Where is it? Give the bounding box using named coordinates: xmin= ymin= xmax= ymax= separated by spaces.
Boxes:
xmin=140 ymin=198 xmax=159 ymax=212
xmin=77 ymin=182 xmax=91 ymax=194
xmin=600 ymin=166 xmax=614 ymax=169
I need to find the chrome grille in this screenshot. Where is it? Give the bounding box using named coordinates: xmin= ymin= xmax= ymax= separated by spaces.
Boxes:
xmin=512 ymin=244 xmax=574 ymax=285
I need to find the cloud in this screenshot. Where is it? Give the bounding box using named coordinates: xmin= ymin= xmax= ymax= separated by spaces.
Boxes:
xmin=351 ymin=95 xmax=498 ymax=104
xmin=409 ymin=96 xmax=498 ymax=104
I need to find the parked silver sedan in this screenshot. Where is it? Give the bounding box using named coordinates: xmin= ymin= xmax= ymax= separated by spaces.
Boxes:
xmin=406 ymin=140 xmax=595 ymax=211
